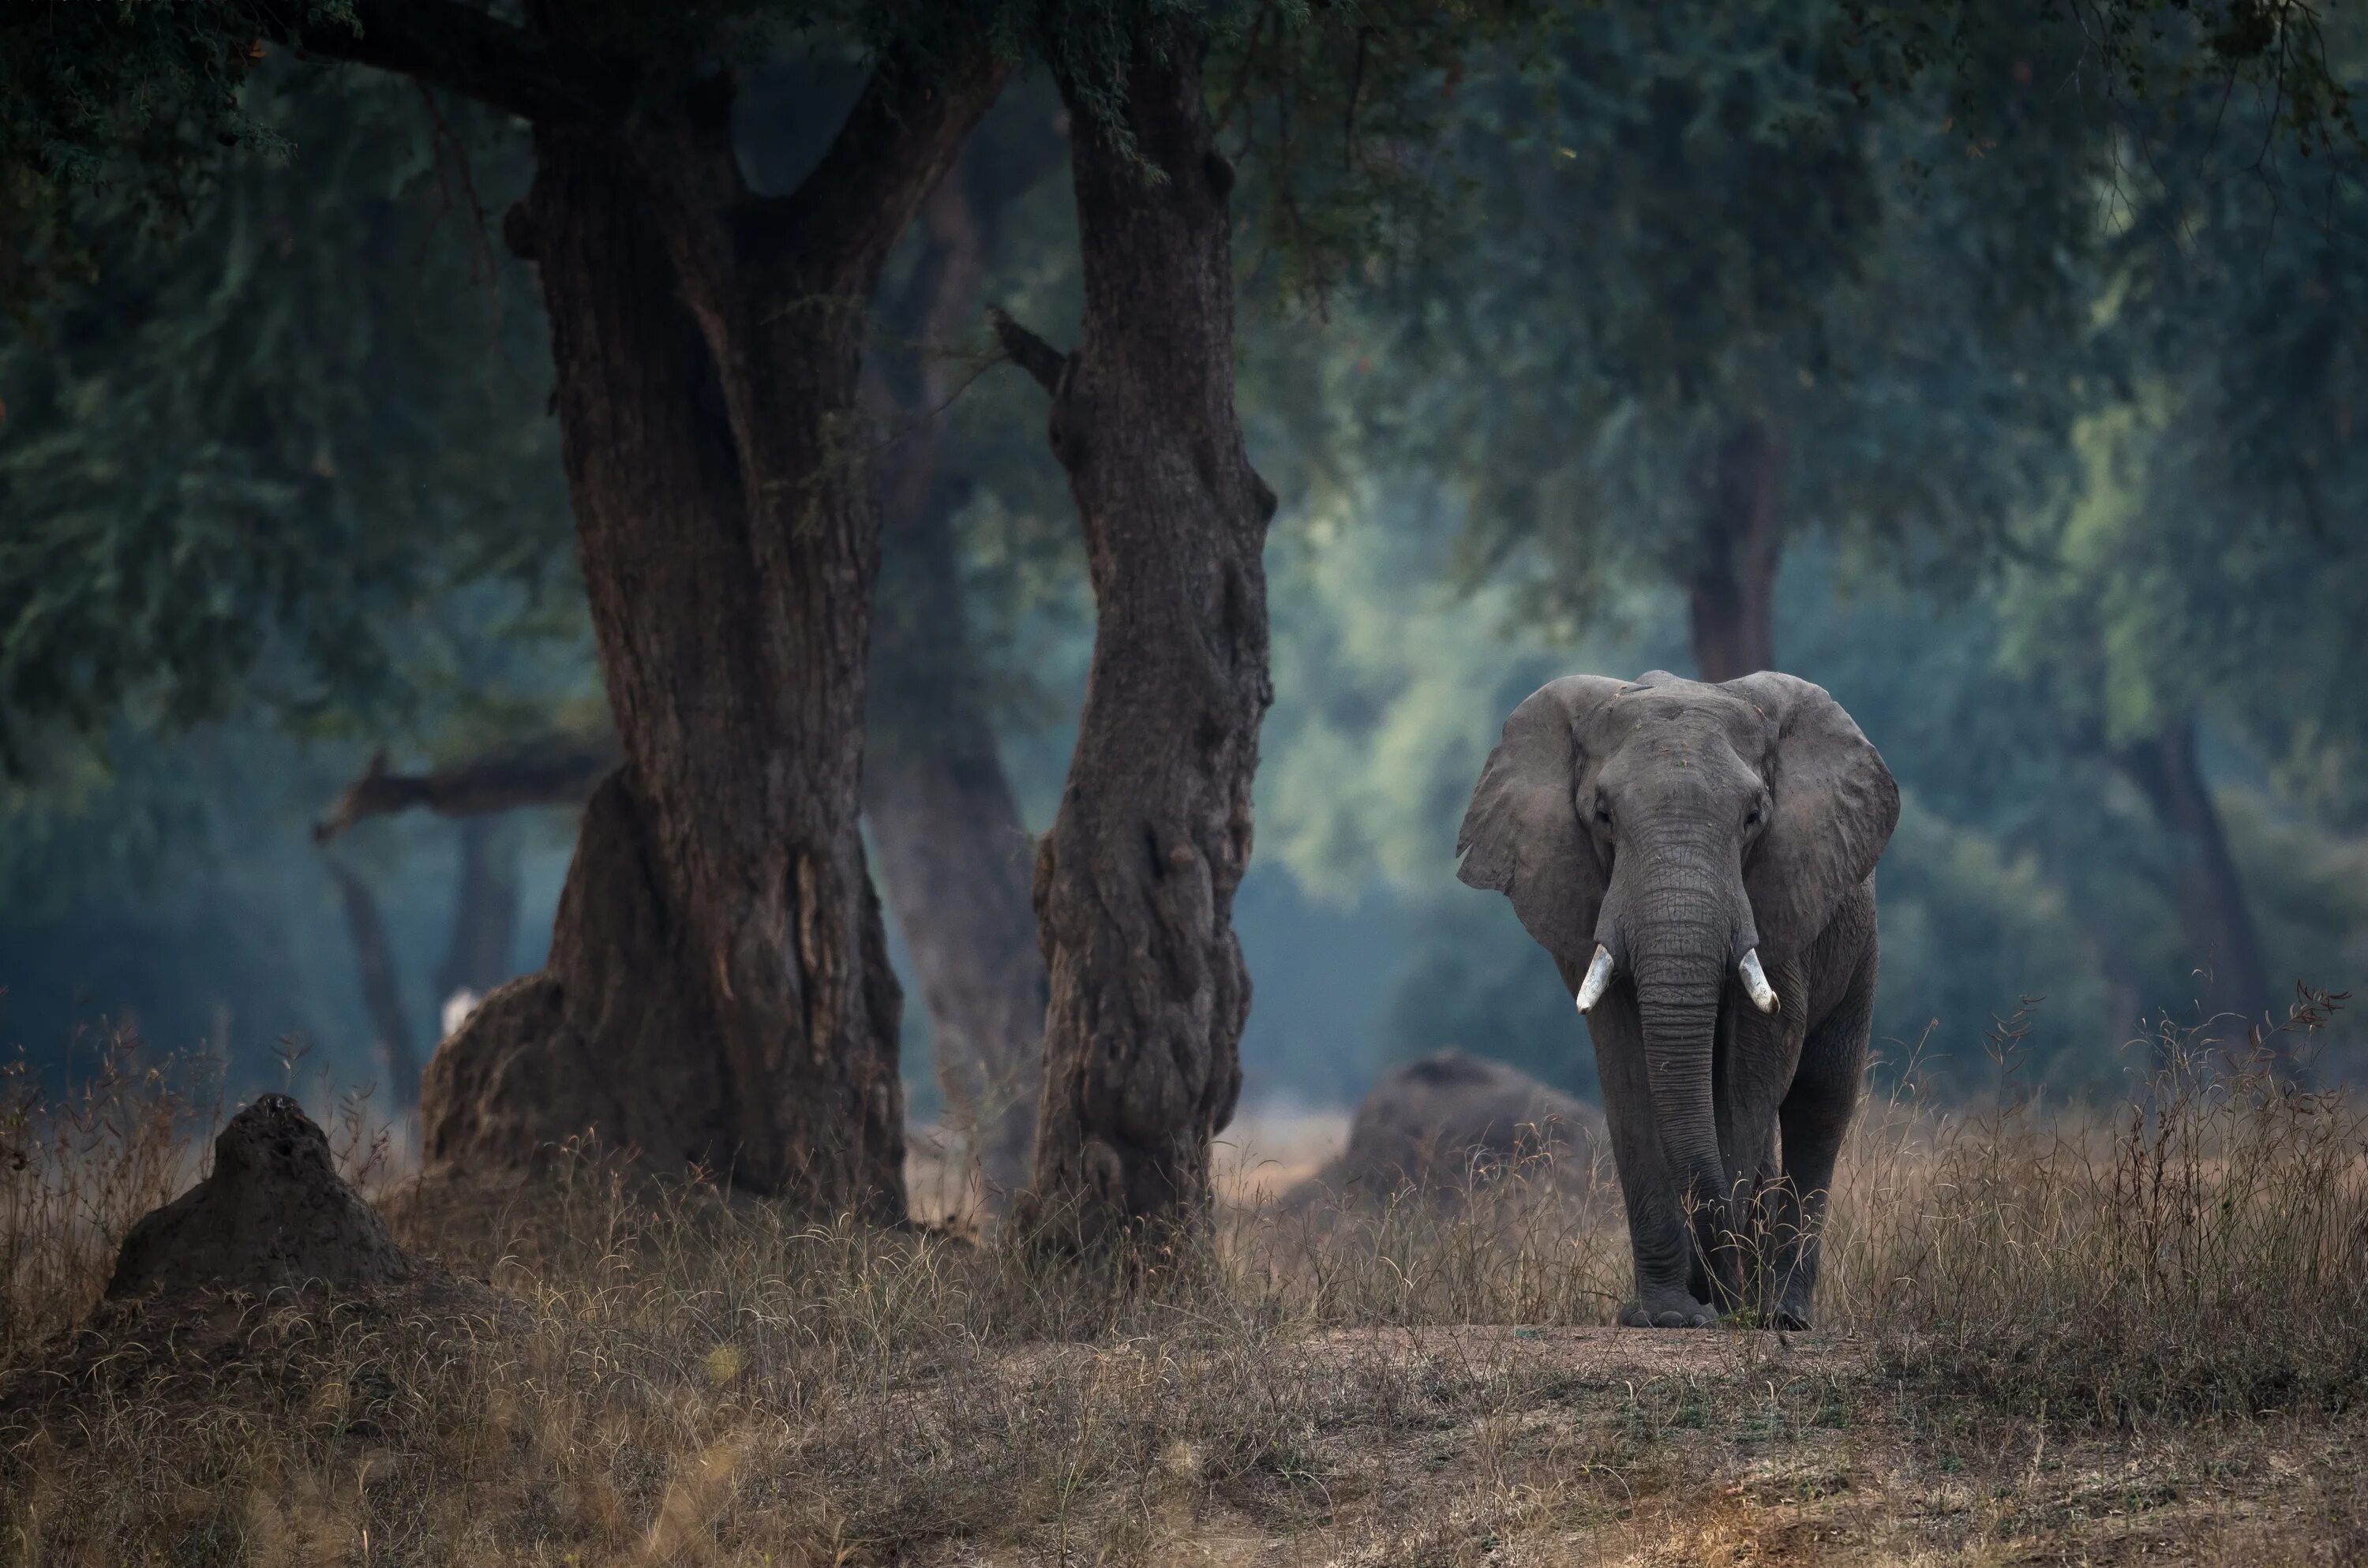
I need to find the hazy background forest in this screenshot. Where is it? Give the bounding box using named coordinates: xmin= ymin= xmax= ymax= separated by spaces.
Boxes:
xmin=5 ymin=6 xmax=2365 ymax=1126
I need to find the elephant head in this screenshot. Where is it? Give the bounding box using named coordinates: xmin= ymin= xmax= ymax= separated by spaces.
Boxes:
xmin=1455 ymin=670 xmax=1897 ymax=1231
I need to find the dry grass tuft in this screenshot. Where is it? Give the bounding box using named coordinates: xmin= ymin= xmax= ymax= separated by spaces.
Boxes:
xmin=1830 ymin=995 xmax=2368 ymax=1424
xmin=2 ymin=1001 xmax=2364 ymax=1564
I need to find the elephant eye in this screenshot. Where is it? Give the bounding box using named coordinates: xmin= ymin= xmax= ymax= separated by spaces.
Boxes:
xmin=1593 ymin=802 xmax=1612 ymax=828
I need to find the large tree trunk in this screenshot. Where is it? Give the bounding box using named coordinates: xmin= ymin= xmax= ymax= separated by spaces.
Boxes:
xmin=419 ymin=45 xmax=1000 ymax=1214
xmin=2114 ymin=712 xmax=2276 ymax=1038
xmin=1688 ymin=421 xmax=1783 ymax=683
xmin=864 ymin=155 xmax=1049 ymax=1211
xmin=998 ymin=21 xmax=1277 ymax=1248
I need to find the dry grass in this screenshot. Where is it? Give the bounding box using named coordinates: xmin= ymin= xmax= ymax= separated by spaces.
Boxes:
xmin=2 ymin=1005 xmax=2365 ymax=1565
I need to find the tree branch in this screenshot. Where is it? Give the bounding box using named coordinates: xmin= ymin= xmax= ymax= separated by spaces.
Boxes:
xmin=747 ymin=42 xmax=1010 ymax=287
xmin=260 ymin=0 xmax=633 ymax=125
xmin=313 ymin=731 xmax=623 ymax=841
xmin=987 ymin=305 xmax=1067 ymax=393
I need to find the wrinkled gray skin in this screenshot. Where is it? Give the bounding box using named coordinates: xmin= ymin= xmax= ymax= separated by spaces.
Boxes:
xmin=1457 ymin=671 xmax=1898 ymax=1329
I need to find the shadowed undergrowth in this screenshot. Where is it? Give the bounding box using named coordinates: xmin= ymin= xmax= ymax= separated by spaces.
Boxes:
xmin=1 ymin=1003 xmax=2363 ymax=1564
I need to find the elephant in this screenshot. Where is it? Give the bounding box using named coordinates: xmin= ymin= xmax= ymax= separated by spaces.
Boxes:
xmin=1455 ymin=669 xmax=1898 ymax=1329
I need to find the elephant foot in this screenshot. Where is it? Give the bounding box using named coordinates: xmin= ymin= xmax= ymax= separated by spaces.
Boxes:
xmin=1619 ymin=1296 xmax=1718 ymax=1329
xmin=1766 ymin=1303 xmax=1812 ymax=1331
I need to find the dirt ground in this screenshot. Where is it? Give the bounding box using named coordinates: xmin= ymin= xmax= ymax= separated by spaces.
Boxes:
xmin=950 ymin=1324 xmax=2366 ymax=1567
xmin=853 ymin=1110 xmax=2368 ymax=1567
xmin=11 ymin=1096 xmax=2364 ymax=1565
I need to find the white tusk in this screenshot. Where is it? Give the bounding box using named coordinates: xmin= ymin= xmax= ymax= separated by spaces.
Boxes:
xmin=1574 ymin=944 xmax=1614 ymax=1013
xmin=1739 ymin=949 xmax=1780 ymax=1014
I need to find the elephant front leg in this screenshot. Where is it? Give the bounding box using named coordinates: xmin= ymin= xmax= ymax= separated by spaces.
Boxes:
xmin=1722 ymin=986 xmax=1806 ymax=1324
xmin=1586 ymin=992 xmax=1718 ymax=1327
xmin=1746 ymin=1167 xmax=1812 ymax=1327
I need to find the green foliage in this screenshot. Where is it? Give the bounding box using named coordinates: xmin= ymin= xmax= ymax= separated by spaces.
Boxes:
xmin=1261 ymin=500 xmax=1556 ymax=900
xmin=1872 ymin=794 xmax=2117 ymax=1086
xmin=1836 ymin=0 xmax=2356 ymax=155
xmin=0 ymin=60 xmax=588 ymax=1085
xmin=1343 ymin=0 xmax=2108 ymax=638
xmin=0 ymin=63 xmax=581 ymax=769
xmin=1206 ymin=0 xmax=1551 ymax=306
xmin=0 ymin=1 xmax=337 ymax=312
xmin=2093 ymin=14 xmax=2368 ymax=823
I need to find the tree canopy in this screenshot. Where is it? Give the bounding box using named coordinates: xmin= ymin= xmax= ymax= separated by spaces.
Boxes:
xmin=3 ymin=0 xmax=2366 ymax=1146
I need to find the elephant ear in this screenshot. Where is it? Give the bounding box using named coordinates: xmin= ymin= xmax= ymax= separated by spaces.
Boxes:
xmin=1724 ymin=672 xmax=1900 ymax=958
xmin=1456 ymin=675 xmax=1628 ymax=971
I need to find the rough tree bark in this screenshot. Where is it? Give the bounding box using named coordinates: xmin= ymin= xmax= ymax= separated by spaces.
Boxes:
xmin=283 ymin=5 xmax=1003 ymax=1211
xmin=864 ymin=152 xmax=1049 ymax=1211
xmin=2114 ymin=712 xmax=2276 ymax=1035
xmin=992 ymin=18 xmax=1277 ymax=1247
xmin=1687 ymin=420 xmax=1783 ymax=683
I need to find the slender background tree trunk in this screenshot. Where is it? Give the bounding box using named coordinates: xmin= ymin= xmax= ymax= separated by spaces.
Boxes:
xmin=999 ymin=19 xmax=1277 ymax=1247
xmin=1688 ymin=420 xmax=1783 ymax=683
xmin=324 ymin=858 xmax=421 ymax=1110
xmin=434 ymin=817 xmax=522 ymax=1007
xmin=2114 ymin=712 xmax=2276 ymax=1035
xmin=865 ymin=152 xmax=1050 ymax=1211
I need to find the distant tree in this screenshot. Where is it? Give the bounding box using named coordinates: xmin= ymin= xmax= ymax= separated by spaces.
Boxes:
xmin=2001 ymin=15 xmax=2368 ymax=1044
xmin=1357 ymin=0 xmax=2108 ymax=682
xmin=862 ymin=92 xmax=1071 ymax=1213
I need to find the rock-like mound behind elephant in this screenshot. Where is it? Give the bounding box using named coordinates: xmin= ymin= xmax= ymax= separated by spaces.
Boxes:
xmin=1302 ymin=1050 xmax=1607 ymax=1201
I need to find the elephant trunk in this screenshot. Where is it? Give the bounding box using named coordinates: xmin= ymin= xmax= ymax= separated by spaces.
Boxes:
xmin=1611 ymin=842 xmax=1746 ymax=1296
xmin=1632 ymin=942 xmax=1729 ymax=1220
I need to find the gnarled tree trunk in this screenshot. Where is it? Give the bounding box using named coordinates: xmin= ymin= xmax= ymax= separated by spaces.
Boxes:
xmin=1688 ymin=420 xmax=1783 ymax=683
xmin=996 ymin=20 xmax=1277 ymax=1247
xmin=865 ymin=152 xmax=1051 ymax=1211
xmin=419 ymin=42 xmax=1000 ymax=1214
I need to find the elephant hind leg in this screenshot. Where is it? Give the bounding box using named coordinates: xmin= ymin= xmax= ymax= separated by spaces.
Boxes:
xmin=1770 ymin=946 xmax=1875 ymax=1329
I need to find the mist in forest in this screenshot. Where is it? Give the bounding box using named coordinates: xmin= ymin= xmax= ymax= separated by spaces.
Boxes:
xmin=5 ymin=17 xmax=2365 ymax=1126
